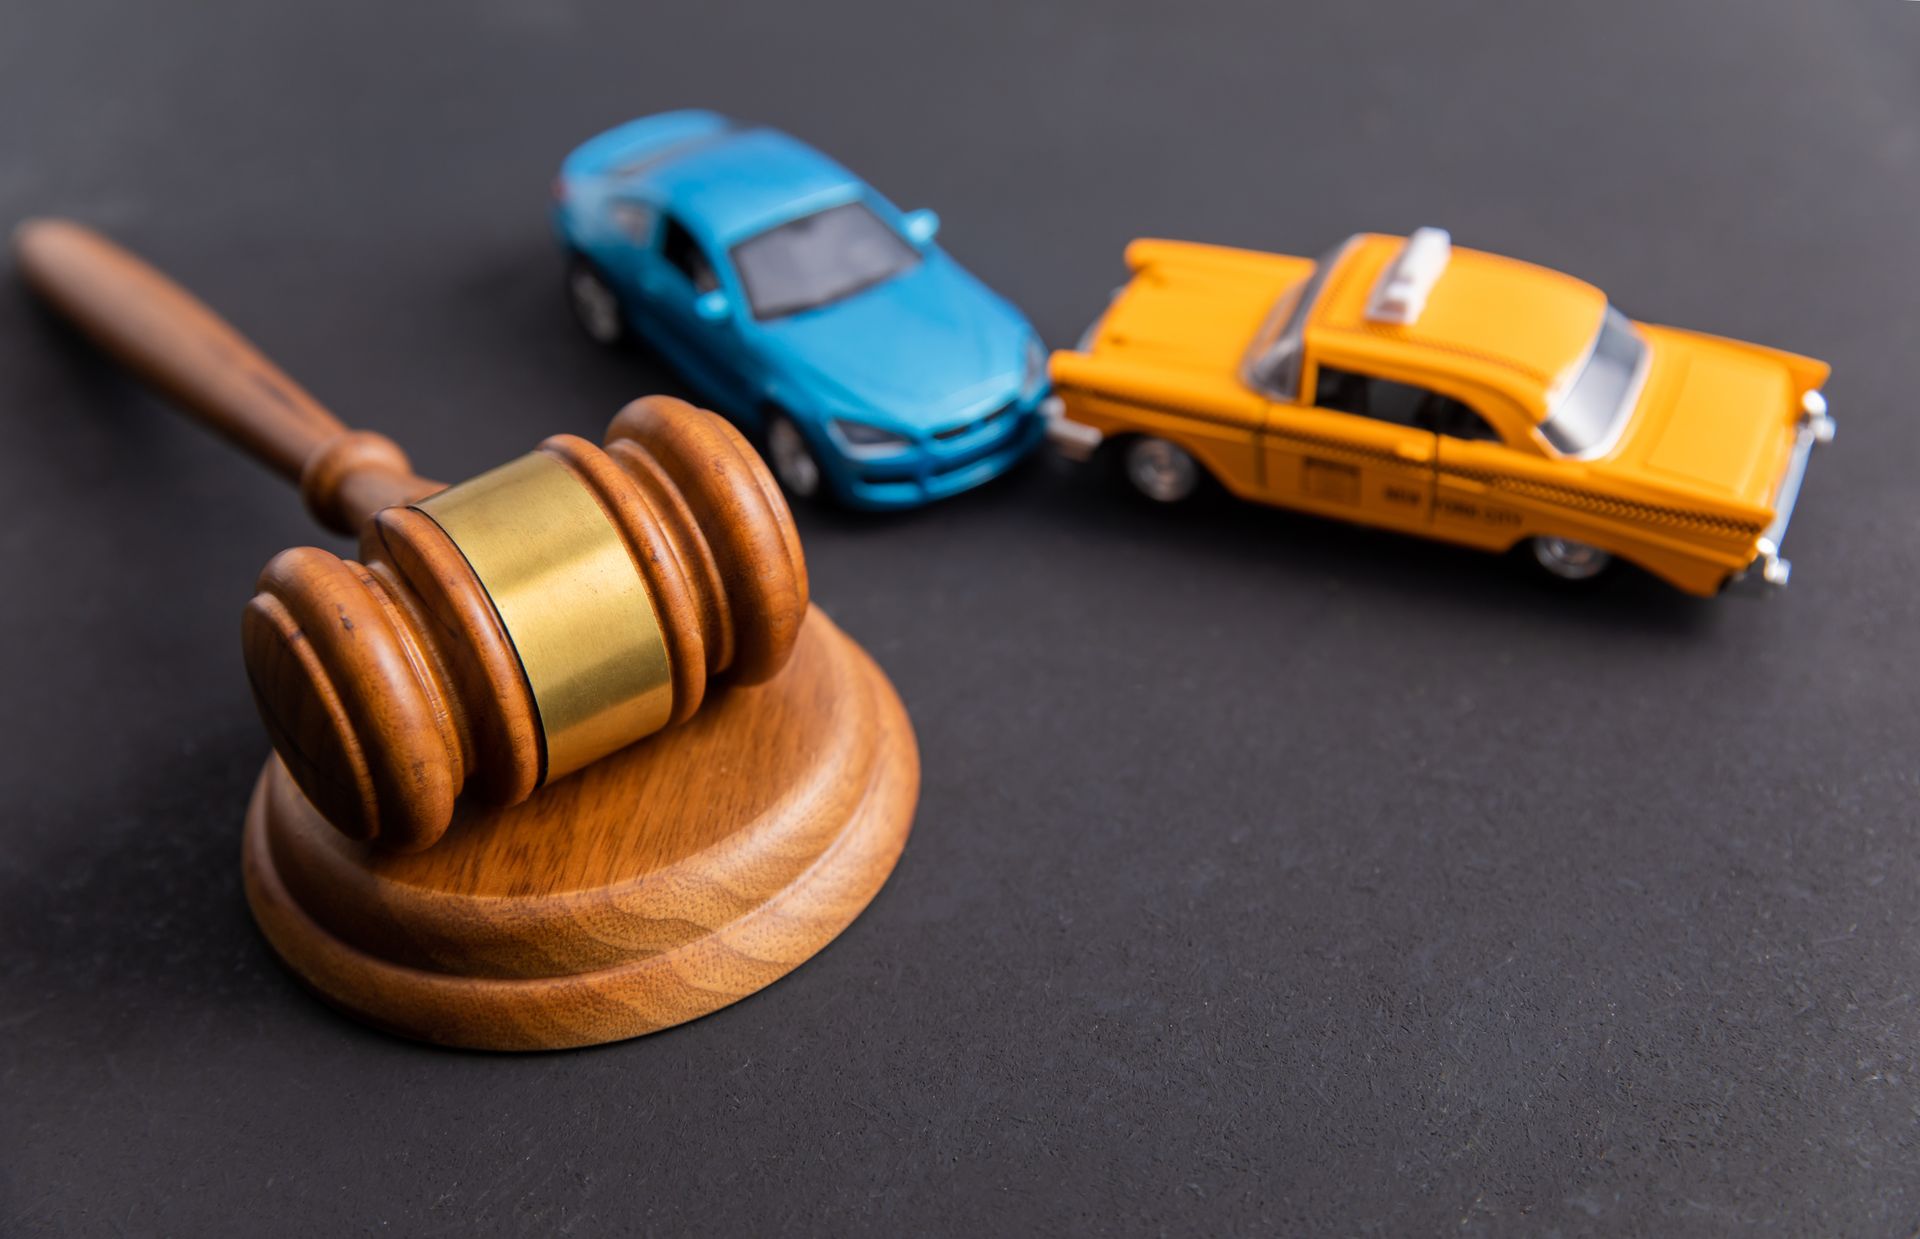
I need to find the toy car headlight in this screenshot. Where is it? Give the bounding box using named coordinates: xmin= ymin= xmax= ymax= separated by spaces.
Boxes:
xmin=830 ymin=418 xmax=909 ymax=453
xmin=1023 ymin=337 xmax=1048 ymax=396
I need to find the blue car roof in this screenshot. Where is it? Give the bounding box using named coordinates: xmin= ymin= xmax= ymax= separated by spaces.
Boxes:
xmin=565 ymin=110 xmax=736 ymax=180
xmin=637 ymin=127 xmax=868 ymax=246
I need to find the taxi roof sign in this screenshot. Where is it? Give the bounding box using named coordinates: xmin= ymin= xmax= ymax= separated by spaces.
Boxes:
xmin=1365 ymin=227 xmax=1452 ymax=326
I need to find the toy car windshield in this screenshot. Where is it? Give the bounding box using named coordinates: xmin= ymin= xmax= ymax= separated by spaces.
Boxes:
xmin=1539 ymin=306 xmax=1649 ymax=457
xmin=1244 ymin=239 xmax=1350 ymax=400
xmin=731 ymin=201 xmax=920 ymax=320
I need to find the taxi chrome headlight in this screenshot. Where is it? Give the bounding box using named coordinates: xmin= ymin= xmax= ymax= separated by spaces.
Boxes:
xmin=1801 ymin=389 xmax=1836 ymax=443
xmin=829 ymin=418 xmax=909 ymax=455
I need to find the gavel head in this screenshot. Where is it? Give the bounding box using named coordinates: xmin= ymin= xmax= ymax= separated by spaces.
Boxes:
xmin=241 ymin=397 xmax=808 ymax=851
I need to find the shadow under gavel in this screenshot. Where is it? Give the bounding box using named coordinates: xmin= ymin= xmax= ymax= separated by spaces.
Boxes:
xmin=15 ymin=218 xmax=808 ymax=851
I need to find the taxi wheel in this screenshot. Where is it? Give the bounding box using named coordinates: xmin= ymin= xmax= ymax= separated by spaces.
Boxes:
xmin=1122 ymin=437 xmax=1200 ymax=504
xmin=765 ymin=414 xmax=824 ymax=501
xmin=566 ymin=256 xmax=626 ymax=347
xmin=1530 ymin=536 xmax=1614 ymax=582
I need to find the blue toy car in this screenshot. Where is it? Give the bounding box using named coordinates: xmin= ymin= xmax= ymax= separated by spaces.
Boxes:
xmin=552 ymin=111 xmax=1050 ymax=510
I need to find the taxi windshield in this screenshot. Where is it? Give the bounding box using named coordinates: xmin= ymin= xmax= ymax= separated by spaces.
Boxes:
xmin=1244 ymin=239 xmax=1351 ymax=400
xmin=1539 ymin=307 xmax=1648 ymax=456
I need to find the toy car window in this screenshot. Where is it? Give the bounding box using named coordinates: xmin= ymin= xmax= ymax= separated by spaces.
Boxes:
xmin=661 ymin=216 xmax=720 ymax=294
xmin=1540 ymin=307 xmax=1648 ymax=456
xmin=1316 ymin=367 xmax=1500 ymax=442
xmin=1365 ymin=377 xmax=1431 ymax=428
xmin=1313 ymin=366 xmax=1430 ymax=430
xmin=731 ymin=201 xmax=921 ymax=321
xmin=1314 ymin=365 xmax=1369 ymax=416
xmin=1427 ymin=396 xmax=1503 ymax=443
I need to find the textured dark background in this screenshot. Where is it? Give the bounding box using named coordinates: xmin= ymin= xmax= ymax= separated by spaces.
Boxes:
xmin=3 ymin=1 xmax=1917 ymax=1234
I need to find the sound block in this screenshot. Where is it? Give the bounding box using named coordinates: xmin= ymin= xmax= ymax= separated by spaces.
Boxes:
xmin=241 ymin=607 xmax=917 ymax=1051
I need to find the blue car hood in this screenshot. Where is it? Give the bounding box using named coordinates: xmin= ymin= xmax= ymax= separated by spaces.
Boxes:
xmin=754 ymin=256 xmax=1029 ymax=429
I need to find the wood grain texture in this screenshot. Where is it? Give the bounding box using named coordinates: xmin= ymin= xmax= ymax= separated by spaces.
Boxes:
xmin=241 ymin=606 xmax=918 ymax=1050
xmin=18 ymin=218 xmax=916 ymax=1051
xmin=13 ymin=220 xmax=817 ymax=852
xmin=239 ymin=403 xmax=810 ymax=851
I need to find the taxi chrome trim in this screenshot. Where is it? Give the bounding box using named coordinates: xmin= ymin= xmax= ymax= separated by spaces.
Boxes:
xmin=1043 ymin=395 xmax=1102 ymax=461
xmin=1729 ymin=390 xmax=1834 ymax=593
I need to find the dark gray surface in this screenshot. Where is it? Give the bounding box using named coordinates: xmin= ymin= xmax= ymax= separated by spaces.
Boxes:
xmin=3 ymin=1 xmax=1917 ymax=1234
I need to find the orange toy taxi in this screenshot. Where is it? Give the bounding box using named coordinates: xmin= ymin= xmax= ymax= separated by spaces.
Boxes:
xmin=1047 ymin=229 xmax=1834 ymax=595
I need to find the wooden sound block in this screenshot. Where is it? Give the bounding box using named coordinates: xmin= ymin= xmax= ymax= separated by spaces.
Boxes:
xmin=241 ymin=607 xmax=916 ymax=1052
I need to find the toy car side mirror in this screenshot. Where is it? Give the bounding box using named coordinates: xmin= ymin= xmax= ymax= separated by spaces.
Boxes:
xmin=902 ymin=208 xmax=940 ymax=247
xmin=695 ymin=289 xmax=732 ymax=323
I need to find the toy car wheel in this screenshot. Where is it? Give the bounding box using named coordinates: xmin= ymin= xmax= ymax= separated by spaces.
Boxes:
xmin=765 ymin=415 xmax=824 ymax=500
xmin=566 ymin=257 xmax=626 ymax=346
xmin=1123 ymin=437 xmax=1200 ymax=503
xmin=1531 ymin=536 xmax=1613 ymax=582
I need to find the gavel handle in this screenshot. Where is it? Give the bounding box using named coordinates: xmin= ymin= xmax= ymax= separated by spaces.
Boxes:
xmin=13 ymin=217 xmax=438 ymax=533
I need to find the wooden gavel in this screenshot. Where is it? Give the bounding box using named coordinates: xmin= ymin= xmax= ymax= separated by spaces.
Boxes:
xmin=15 ymin=219 xmax=808 ymax=851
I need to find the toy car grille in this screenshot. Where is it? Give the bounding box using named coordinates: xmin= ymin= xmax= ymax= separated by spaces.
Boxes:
xmin=933 ymin=401 xmax=1015 ymax=442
